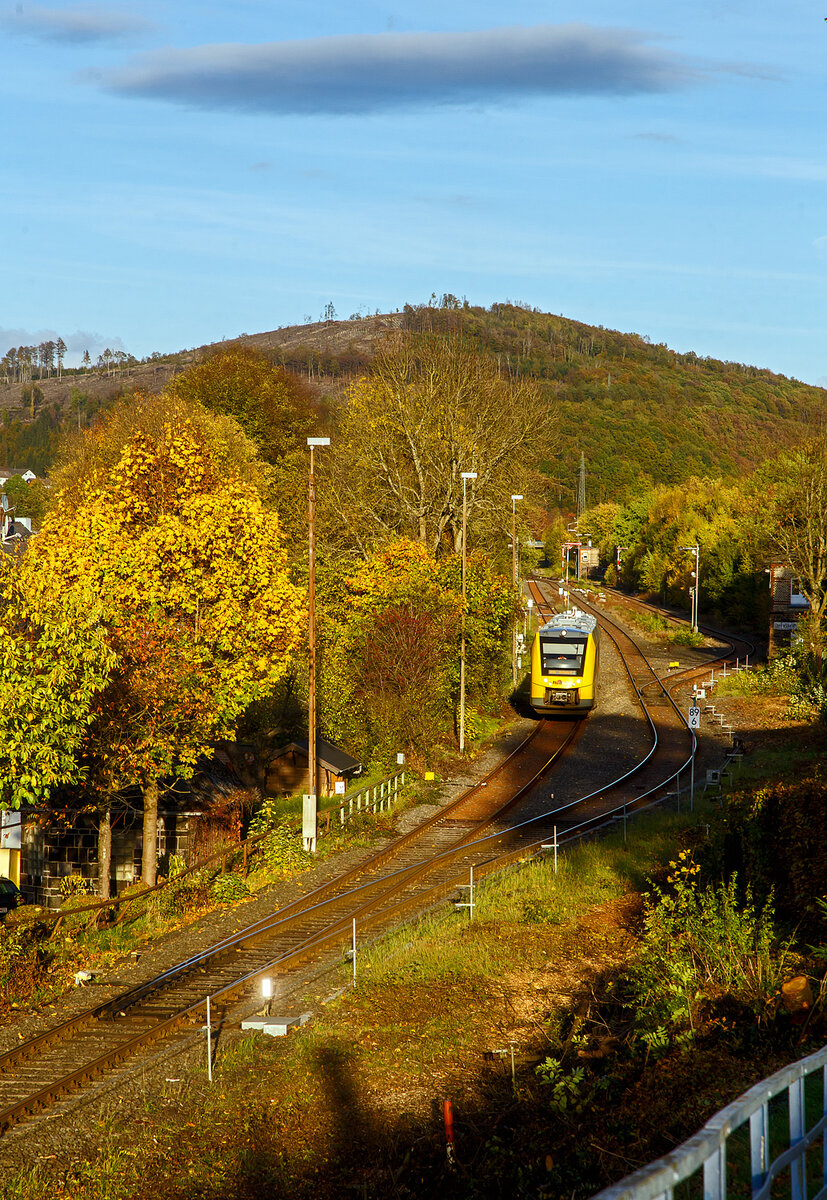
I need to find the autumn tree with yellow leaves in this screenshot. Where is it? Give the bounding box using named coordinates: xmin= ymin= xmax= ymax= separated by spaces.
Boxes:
xmin=1 ymin=395 xmax=304 ymax=892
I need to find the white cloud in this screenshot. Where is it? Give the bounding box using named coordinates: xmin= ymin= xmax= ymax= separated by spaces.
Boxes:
xmin=93 ymin=24 xmax=699 ymax=116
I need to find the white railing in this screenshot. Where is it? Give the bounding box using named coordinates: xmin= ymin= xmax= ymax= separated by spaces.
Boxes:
xmin=318 ymin=771 xmax=407 ymax=833
xmin=591 ymin=1043 xmax=827 ymax=1200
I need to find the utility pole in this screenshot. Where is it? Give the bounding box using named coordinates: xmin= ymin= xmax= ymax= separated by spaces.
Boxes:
xmin=459 ymin=471 xmax=477 ymax=753
xmin=511 ymin=494 xmax=523 ymax=688
xmin=576 ymin=452 xmax=586 ymax=521
xmin=305 ymin=436 xmax=330 ymax=852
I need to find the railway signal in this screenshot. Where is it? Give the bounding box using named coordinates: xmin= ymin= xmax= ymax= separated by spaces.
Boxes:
xmin=679 ymin=543 xmax=700 ymax=632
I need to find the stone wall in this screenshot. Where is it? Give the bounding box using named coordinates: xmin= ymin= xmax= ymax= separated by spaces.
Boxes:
xmin=21 ymin=808 xmax=204 ymax=909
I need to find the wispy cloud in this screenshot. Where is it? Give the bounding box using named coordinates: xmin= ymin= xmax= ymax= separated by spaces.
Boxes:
xmin=633 ymin=130 xmax=681 ymax=143
xmin=2 ymin=5 xmax=152 ymax=44
xmin=92 ymin=24 xmax=699 ymax=116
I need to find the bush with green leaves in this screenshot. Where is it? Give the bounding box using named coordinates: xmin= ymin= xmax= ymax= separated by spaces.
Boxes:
xmin=670 ymin=627 xmax=705 ymax=648
xmin=253 ymin=824 xmax=310 ymax=879
xmin=210 ymin=874 xmax=251 ymax=905
xmin=623 ymin=850 xmax=789 ymax=1038
xmin=718 ymin=652 xmax=799 ymax=699
xmin=535 ymin=1056 xmax=609 ymax=1115
xmin=247 ymin=798 xmax=283 ymax=836
xmin=722 ymin=636 xmax=827 ymax=720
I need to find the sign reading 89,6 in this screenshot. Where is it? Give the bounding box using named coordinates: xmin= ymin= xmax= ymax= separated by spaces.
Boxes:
xmin=687 ymin=706 xmax=701 ymax=729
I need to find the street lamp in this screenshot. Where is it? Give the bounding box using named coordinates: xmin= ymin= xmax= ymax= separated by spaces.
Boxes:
xmin=305 ymin=436 xmax=330 ymax=852
xmin=459 ymin=471 xmax=477 ymax=753
xmin=679 ymin=544 xmax=700 ymax=633
xmin=510 ymin=495 xmax=523 ymax=688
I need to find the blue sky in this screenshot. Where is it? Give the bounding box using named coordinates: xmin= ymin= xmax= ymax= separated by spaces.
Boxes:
xmin=2 ymin=1 xmax=825 ymax=384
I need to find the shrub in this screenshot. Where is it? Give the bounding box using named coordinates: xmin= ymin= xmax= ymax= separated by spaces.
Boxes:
xmin=624 ymin=850 xmax=789 ymax=1038
xmin=253 ymin=824 xmax=310 ymax=878
xmin=670 ymin=628 xmax=705 ymax=648
xmin=211 ymin=874 xmax=251 ymax=905
xmin=535 ymin=1056 xmax=608 ymax=1115
xmin=60 ymin=874 xmax=92 ymax=899
xmin=157 ymin=869 xmax=212 ymax=918
xmin=713 ymin=772 xmax=827 ymax=925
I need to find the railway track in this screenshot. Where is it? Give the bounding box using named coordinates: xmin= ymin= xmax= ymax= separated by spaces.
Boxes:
xmin=0 ymin=716 xmax=583 ymax=1136
xmin=0 ymin=582 xmax=750 ymax=1139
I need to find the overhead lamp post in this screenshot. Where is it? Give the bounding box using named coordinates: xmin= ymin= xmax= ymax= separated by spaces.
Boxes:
xmin=679 ymin=544 xmax=700 ymax=633
xmin=305 ymin=436 xmax=330 ymax=853
xmin=459 ymin=471 xmax=477 ymax=754
xmin=510 ymin=495 xmax=523 ymax=688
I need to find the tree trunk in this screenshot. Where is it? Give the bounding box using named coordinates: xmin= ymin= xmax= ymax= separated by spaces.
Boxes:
xmin=142 ymin=779 xmax=159 ymax=886
xmin=97 ymin=805 xmax=112 ymax=900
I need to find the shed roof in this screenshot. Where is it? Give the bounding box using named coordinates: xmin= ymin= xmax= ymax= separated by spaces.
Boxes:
xmin=270 ymin=739 xmax=362 ymax=776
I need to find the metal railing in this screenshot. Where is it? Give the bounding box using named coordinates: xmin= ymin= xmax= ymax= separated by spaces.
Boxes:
xmin=591 ymin=1043 xmax=827 ymax=1200
xmin=318 ymin=770 xmax=407 ymax=834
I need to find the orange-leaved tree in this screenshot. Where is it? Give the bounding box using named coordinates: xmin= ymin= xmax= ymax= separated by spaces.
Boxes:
xmin=14 ymin=411 xmax=304 ymax=891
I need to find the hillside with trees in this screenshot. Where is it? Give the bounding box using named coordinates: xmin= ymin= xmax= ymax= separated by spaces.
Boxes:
xmin=2 ymin=301 xmax=824 ymax=505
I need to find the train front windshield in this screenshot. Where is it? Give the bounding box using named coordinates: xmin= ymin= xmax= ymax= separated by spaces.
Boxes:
xmin=541 ymin=639 xmax=586 ymax=675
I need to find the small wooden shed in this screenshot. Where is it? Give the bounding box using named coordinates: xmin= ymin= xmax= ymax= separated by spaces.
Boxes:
xmin=265 ymin=739 xmax=362 ymax=798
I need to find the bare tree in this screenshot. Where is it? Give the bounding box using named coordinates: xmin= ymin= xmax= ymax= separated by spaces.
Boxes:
xmin=328 ymin=332 xmax=555 ymax=557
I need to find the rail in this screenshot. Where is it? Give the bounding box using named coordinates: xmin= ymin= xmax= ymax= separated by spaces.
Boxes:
xmin=589 ymin=1042 xmax=827 ymax=1200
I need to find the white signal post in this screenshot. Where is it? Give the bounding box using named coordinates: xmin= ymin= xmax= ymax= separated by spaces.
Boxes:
xmin=511 ymin=494 xmax=523 ymax=688
xmin=305 ymin=436 xmax=330 ymax=853
xmin=459 ymin=472 xmax=477 ymax=753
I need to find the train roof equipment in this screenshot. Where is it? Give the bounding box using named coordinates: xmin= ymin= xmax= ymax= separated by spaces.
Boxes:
xmin=538 ymin=610 xmax=598 ymax=638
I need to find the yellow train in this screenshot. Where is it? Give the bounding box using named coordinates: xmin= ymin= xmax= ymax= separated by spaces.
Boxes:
xmin=530 ymin=610 xmax=600 ymax=715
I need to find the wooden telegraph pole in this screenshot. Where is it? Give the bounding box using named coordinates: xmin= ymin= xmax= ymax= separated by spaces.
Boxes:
xmin=305 ymin=436 xmax=330 ymax=852
xmin=511 ymin=494 xmax=523 ymax=688
xmin=459 ymin=471 xmax=477 ymax=753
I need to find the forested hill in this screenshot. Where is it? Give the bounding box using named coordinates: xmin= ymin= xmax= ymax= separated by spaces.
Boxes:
xmin=246 ymin=301 xmax=827 ymax=504
xmin=2 ymin=301 xmax=824 ymax=500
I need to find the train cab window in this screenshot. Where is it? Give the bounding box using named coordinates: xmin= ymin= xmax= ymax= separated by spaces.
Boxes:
xmin=541 ymin=639 xmax=586 ymax=675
